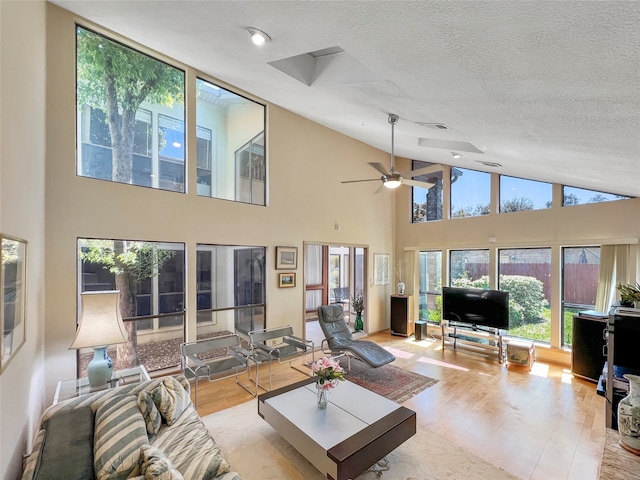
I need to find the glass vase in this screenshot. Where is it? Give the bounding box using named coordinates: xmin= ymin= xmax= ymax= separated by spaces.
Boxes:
xmin=354 ymin=312 xmax=364 ymax=332
xmin=316 ymin=383 xmax=330 ymax=409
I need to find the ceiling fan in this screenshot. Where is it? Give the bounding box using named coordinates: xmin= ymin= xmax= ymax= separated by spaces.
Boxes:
xmin=341 ymin=113 xmax=443 ymax=193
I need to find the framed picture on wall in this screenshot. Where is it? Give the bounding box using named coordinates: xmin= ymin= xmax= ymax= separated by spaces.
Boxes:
xmin=279 ymin=272 xmax=296 ymax=288
xmin=276 ymin=246 xmax=298 ymax=270
xmin=1 ymin=234 xmax=27 ymax=373
xmin=373 ymin=253 xmax=389 ymax=286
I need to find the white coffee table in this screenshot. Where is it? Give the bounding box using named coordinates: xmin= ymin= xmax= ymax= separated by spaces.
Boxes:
xmin=258 ymin=377 xmax=416 ymax=480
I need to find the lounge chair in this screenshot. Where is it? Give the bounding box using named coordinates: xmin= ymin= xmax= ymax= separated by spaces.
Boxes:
xmin=316 ymin=304 xmax=395 ymax=371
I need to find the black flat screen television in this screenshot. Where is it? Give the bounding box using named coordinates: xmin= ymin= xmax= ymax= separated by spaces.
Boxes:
xmin=442 ymin=286 xmax=510 ymax=330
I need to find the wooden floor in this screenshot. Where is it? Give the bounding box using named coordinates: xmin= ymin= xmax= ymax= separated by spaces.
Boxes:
xmin=191 ymin=331 xmax=612 ymax=480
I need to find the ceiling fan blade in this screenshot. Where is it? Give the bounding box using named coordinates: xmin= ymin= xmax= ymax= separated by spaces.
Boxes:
xmin=373 ymin=183 xmax=386 ymax=194
xmin=402 ymin=163 xmax=443 ymax=178
xmin=368 ymin=162 xmax=391 ymax=176
xmin=341 ymin=178 xmax=381 ymax=184
xmin=402 ymin=178 xmax=435 ymax=189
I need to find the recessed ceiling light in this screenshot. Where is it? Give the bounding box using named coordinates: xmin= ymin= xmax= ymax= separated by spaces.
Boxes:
xmin=451 ymin=152 xmax=462 ymax=159
xmin=246 ymin=27 xmax=271 ymax=46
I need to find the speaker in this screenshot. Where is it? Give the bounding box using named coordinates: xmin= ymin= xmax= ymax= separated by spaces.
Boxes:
xmin=572 ymin=315 xmax=607 ymax=382
xmin=414 ymin=321 xmax=427 ymax=341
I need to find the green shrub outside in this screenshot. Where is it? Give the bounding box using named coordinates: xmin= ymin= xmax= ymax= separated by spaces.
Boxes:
xmin=427 ymin=274 xmax=549 ymax=331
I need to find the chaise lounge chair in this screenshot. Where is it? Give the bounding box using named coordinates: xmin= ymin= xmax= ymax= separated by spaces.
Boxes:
xmin=316 ymin=304 xmax=395 ymax=371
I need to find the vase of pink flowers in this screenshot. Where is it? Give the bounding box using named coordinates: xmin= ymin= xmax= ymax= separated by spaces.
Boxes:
xmin=310 ymin=356 xmax=345 ymax=408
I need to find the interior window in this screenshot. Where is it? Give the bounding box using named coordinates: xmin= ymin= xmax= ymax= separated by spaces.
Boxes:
xmin=499 ymin=175 xmax=552 ymax=212
xmin=76 ymin=26 xmax=185 ymax=191
xmin=418 ymin=251 xmax=442 ymax=323
xmin=498 ymin=248 xmax=552 ymax=343
xmin=196 ymin=244 xmax=266 ymax=336
xmin=562 ymin=246 xmax=600 ymax=346
xmin=196 ymin=78 xmax=266 ymax=205
xmin=451 ymin=168 xmax=491 ymax=218
xmin=77 ymin=238 xmax=185 ymax=374
xmin=411 ymin=160 xmax=443 ymax=223
xmin=563 ymin=186 xmax=631 ymax=206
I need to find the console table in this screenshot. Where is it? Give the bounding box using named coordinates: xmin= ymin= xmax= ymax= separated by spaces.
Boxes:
xmin=258 ymin=377 xmax=416 ymax=480
xmin=54 ymin=365 xmax=150 ymax=404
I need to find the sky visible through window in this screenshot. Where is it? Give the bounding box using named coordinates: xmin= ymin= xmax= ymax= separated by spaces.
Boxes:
xmin=451 ymin=170 xmax=630 ymax=211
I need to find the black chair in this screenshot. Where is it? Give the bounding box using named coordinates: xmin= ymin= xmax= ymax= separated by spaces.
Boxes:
xmin=316 ymin=304 xmax=395 ymax=371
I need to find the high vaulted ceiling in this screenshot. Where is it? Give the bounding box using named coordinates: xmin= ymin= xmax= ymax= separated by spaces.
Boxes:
xmin=51 ymin=1 xmax=640 ymax=196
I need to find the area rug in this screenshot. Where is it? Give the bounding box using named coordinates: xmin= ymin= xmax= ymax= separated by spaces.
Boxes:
xmin=343 ymin=358 xmax=438 ymax=403
xmin=202 ymin=400 xmax=519 ymax=480
xmin=294 ymin=357 xmax=438 ymax=403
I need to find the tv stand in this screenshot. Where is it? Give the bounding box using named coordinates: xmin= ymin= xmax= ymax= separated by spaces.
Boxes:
xmin=441 ymin=320 xmax=506 ymax=363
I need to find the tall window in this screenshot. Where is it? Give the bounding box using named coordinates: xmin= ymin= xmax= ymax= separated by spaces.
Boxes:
xmin=196 ymin=244 xmax=266 ymax=336
xmin=498 ymin=248 xmax=552 ymax=342
xmin=563 ymin=186 xmax=631 ymax=206
xmin=196 ymin=78 xmax=266 ymax=205
xmin=451 ymin=168 xmax=491 ymax=218
xmin=76 ymin=26 xmax=185 ymax=191
xmin=419 ymin=251 xmax=442 ymax=323
xmin=77 ymin=239 xmax=185 ymax=374
xmin=500 ymin=176 xmax=552 ymax=213
xmin=412 ymin=161 xmax=443 ymax=223
xmin=562 ymin=246 xmax=601 ymax=346
xmin=449 ymin=249 xmax=489 ymax=286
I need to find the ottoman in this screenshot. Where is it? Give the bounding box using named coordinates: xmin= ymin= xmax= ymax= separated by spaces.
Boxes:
xmin=507 ymin=340 xmax=535 ymax=370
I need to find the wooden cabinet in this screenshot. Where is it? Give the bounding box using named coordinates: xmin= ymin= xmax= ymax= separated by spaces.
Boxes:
xmin=390 ymin=295 xmax=413 ymax=337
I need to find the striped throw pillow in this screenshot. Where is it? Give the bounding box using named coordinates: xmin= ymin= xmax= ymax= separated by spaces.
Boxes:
xmin=137 ymin=391 xmax=162 ymax=435
xmin=140 ymin=445 xmax=184 ymax=480
xmin=94 ymin=394 xmax=148 ymax=480
xmin=149 ymin=377 xmax=191 ymax=426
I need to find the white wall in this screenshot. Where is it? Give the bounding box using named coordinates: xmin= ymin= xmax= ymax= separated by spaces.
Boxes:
xmin=42 ymin=4 xmax=395 ymax=406
xmin=0 ymin=1 xmax=47 ymax=479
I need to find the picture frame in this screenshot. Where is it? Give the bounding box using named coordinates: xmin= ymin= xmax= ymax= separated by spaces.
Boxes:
xmin=373 ymin=253 xmax=390 ymax=286
xmin=279 ymin=272 xmax=296 ymax=288
xmin=276 ymin=246 xmax=298 ymax=270
xmin=1 ymin=235 xmax=27 ymax=373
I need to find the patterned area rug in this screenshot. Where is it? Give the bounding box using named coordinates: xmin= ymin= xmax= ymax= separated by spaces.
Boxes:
xmin=294 ymin=356 xmax=438 ymax=403
xmin=342 ymin=357 xmax=438 ymax=403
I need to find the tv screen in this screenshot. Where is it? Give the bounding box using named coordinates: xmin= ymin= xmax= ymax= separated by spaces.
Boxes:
xmin=442 ymin=286 xmax=510 ymax=330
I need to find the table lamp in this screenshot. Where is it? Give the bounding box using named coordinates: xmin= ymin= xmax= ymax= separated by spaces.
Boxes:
xmin=69 ymin=291 xmax=129 ymax=388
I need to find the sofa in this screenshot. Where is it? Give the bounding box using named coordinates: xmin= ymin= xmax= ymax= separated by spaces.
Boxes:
xmin=21 ymin=374 xmax=241 ymax=480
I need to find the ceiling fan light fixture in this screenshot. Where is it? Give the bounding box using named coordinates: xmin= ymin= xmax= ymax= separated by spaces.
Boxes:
xmin=383 ymin=178 xmax=402 ymax=189
xmin=246 ymin=27 xmax=271 ymax=46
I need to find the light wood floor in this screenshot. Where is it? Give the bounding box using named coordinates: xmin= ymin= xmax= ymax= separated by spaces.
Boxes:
xmin=191 ymin=331 xmax=610 ymax=480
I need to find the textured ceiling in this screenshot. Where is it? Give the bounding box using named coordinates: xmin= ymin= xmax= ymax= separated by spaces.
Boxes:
xmin=51 ymin=1 xmax=640 ymax=196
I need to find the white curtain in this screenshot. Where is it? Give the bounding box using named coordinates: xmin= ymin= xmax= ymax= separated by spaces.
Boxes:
xmin=305 ymin=244 xmax=323 ymax=310
xmin=305 ymin=244 xmax=322 ymax=284
xmin=595 ymin=244 xmax=631 ymax=312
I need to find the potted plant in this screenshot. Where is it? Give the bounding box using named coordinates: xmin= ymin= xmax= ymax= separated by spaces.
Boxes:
xmin=352 ymin=293 xmax=364 ymax=332
xmin=616 ymin=282 xmax=640 ymax=307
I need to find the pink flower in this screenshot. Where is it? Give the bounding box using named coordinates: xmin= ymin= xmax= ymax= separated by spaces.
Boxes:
xmin=310 ymin=356 xmax=345 ymax=388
